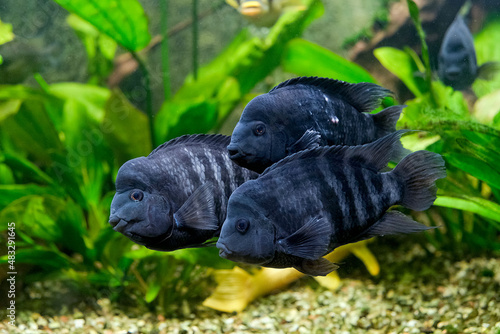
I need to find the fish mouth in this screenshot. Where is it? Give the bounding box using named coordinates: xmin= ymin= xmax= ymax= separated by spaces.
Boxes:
xmin=216 ymin=241 xmax=232 ymax=259
xmin=227 ymin=144 xmax=247 ymax=160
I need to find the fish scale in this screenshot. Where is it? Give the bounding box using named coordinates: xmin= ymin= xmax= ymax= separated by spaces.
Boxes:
xmin=217 ymin=131 xmax=446 ymax=276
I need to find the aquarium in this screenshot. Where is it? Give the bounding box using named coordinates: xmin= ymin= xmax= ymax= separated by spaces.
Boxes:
xmin=0 ymin=0 xmax=499 ymax=333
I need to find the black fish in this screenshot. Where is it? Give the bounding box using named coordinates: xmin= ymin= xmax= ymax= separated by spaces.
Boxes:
xmin=227 ymin=76 xmax=404 ymax=173
xmin=438 ymin=14 xmax=499 ymax=90
xmin=217 ymin=131 xmax=446 ymax=276
xmin=109 ymin=134 xmax=258 ymax=251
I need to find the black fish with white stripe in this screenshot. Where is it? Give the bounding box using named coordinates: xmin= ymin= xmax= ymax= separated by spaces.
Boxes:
xmin=227 ymin=76 xmax=404 ymax=173
xmin=217 ymin=130 xmax=446 ymax=276
xmin=109 ymin=134 xmax=258 ymax=251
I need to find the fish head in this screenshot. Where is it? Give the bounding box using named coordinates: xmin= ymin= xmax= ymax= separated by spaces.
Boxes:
xmin=109 ymin=158 xmax=173 ymax=246
xmin=438 ymin=16 xmax=477 ymax=89
xmin=228 ymin=94 xmax=288 ymax=172
xmin=216 ymin=190 xmax=275 ymax=265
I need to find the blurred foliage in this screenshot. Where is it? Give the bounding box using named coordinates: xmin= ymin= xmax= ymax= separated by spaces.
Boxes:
xmin=374 ymin=0 xmax=500 ymax=253
xmin=0 ymin=0 xmax=499 ymax=315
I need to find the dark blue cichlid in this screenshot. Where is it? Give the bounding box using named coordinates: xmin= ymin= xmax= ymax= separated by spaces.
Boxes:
xmin=227 ymin=76 xmax=404 ymax=173
xmin=217 ymin=131 xmax=446 ymax=276
xmin=109 ymin=134 xmax=258 ymax=251
xmin=438 ymin=14 xmax=499 ymax=90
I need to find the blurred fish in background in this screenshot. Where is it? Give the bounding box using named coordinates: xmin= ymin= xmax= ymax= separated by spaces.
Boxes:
xmin=225 ymin=0 xmax=306 ymax=27
xmin=204 ymin=240 xmax=380 ymax=313
xmin=437 ymin=1 xmax=500 ymax=90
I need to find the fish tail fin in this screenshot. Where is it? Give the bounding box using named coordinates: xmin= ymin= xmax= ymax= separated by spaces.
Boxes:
xmin=477 ymin=62 xmax=500 ymax=81
xmin=392 ymin=150 xmax=447 ymax=211
xmin=202 ymin=267 xmax=255 ymax=313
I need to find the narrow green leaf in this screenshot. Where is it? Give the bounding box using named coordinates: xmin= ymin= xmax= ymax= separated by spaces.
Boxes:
xmin=53 ymin=0 xmax=150 ymax=51
xmin=0 ymin=248 xmax=72 ymax=269
xmin=445 ymin=153 xmax=500 ymax=190
xmin=0 ymin=184 xmax=50 ymax=209
xmin=434 ymin=196 xmax=500 ymax=225
xmin=0 ymin=99 xmax=21 ymax=123
xmin=283 ymin=39 xmax=375 ymax=83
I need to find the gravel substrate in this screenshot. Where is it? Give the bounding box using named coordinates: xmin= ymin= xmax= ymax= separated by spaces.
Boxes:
xmin=2 ymin=245 xmax=499 ymax=334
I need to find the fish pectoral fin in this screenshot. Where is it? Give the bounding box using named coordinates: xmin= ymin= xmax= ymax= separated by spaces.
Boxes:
xmin=294 ymin=258 xmax=339 ymax=277
xmin=173 ymin=183 xmax=219 ymax=231
xmin=286 ymin=129 xmax=321 ymax=154
xmin=354 ymin=211 xmax=435 ymax=242
xmin=277 ymin=215 xmax=331 ymax=259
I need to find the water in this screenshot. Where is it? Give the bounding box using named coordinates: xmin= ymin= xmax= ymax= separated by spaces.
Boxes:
xmin=0 ymin=0 xmax=500 ymax=332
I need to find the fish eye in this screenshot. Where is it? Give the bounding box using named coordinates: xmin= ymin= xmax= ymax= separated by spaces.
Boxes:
xmin=235 ymin=219 xmax=249 ymax=233
xmin=253 ymin=123 xmax=266 ymax=136
xmin=130 ymin=190 xmax=144 ymax=202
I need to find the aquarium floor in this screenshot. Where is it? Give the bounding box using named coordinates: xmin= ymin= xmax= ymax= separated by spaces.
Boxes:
xmin=2 ymin=244 xmax=499 ymax=334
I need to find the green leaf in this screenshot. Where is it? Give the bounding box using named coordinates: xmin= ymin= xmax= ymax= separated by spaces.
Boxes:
xmin=155 ymin=99 xmax=218 ymax=144
xmin=145 ymin=282 xmax=162 ymax=303
xmin=0 ymin=98 xmax=64 ymax=164
xmin=0 ymin=248 xmax=72 ymax=269
xmin=473 ymin=89 xmax=500 ymax=124
xmin=0 ymin=184 xmax=51 ymax=209
xmin=103 ymin=90 xmax=151 ymax=163
xmin=53 ymin=0 xmax=150 ymax=51
xmin=374 ymin=47 xmax=426 ymax=96
xmin=434 ymin=196 xmax=500 ymax=225
xmin=445 ymin=153 xmax=500 ymax=190
xmin=282 ymin=39 xmax=375 ymax=83
xmin=0 ymin=99 xmax=21 ymax=123
xmin=0 ymin=19 xmax=14 ymax=46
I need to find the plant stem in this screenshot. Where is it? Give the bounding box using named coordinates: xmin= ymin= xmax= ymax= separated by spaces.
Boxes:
xmin=161 ymin=0 xmax=171 ymax=100
xmin=131 ymin=51 xmax=156 ymax=148
xmin=192 ymin=0 xmax=199 ymax=80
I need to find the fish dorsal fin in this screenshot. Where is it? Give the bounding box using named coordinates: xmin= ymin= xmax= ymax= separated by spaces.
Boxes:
xmin=261 ymin=130 xmax=409 ymax=175
xmin=269 ymin=76 xmax=392 ymax=113
xmin=277 ymin=215 xmax=331 ymax=260
xmin=149 ymin=134 xmax=231 ymax=157
xmin=173 ymin=183 xmax=219 ymax=231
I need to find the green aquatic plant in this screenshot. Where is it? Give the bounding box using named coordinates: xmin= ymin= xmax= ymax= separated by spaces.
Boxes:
xmin=373 ymin=0 xmax=500 ymax=252
xmin=0 ymin=0 xmax=327 ymax=311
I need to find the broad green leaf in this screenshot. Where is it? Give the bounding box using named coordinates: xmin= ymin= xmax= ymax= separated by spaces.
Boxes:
xmin=473 ymin=19 xmax=500 ymax=97
xmin=104 ymin=90 xmax=151 ymax=164
xmin=53 ymin=0 xmax=150 ymax=51
xmin=155 ymin=99 xmax=218 ymax=144
xmin=374 ymin=47 xmax=426 ymax=96
xmin=473 ymin=89 xmax=500 ymax=124
xmin=49 ymin=83 xmax=110 ymax=123
xmin=282 ymin=39 xmax=375 ymax=83
xmin=0 ymin=99 xmax=21 ymax=123
xmin=0 ymin=99 xmax=64 ymax=164
xmin=434 ymin=196 xmax=500 ymax=225
xmin=0 ymin=19 xmax=14 ymax=45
